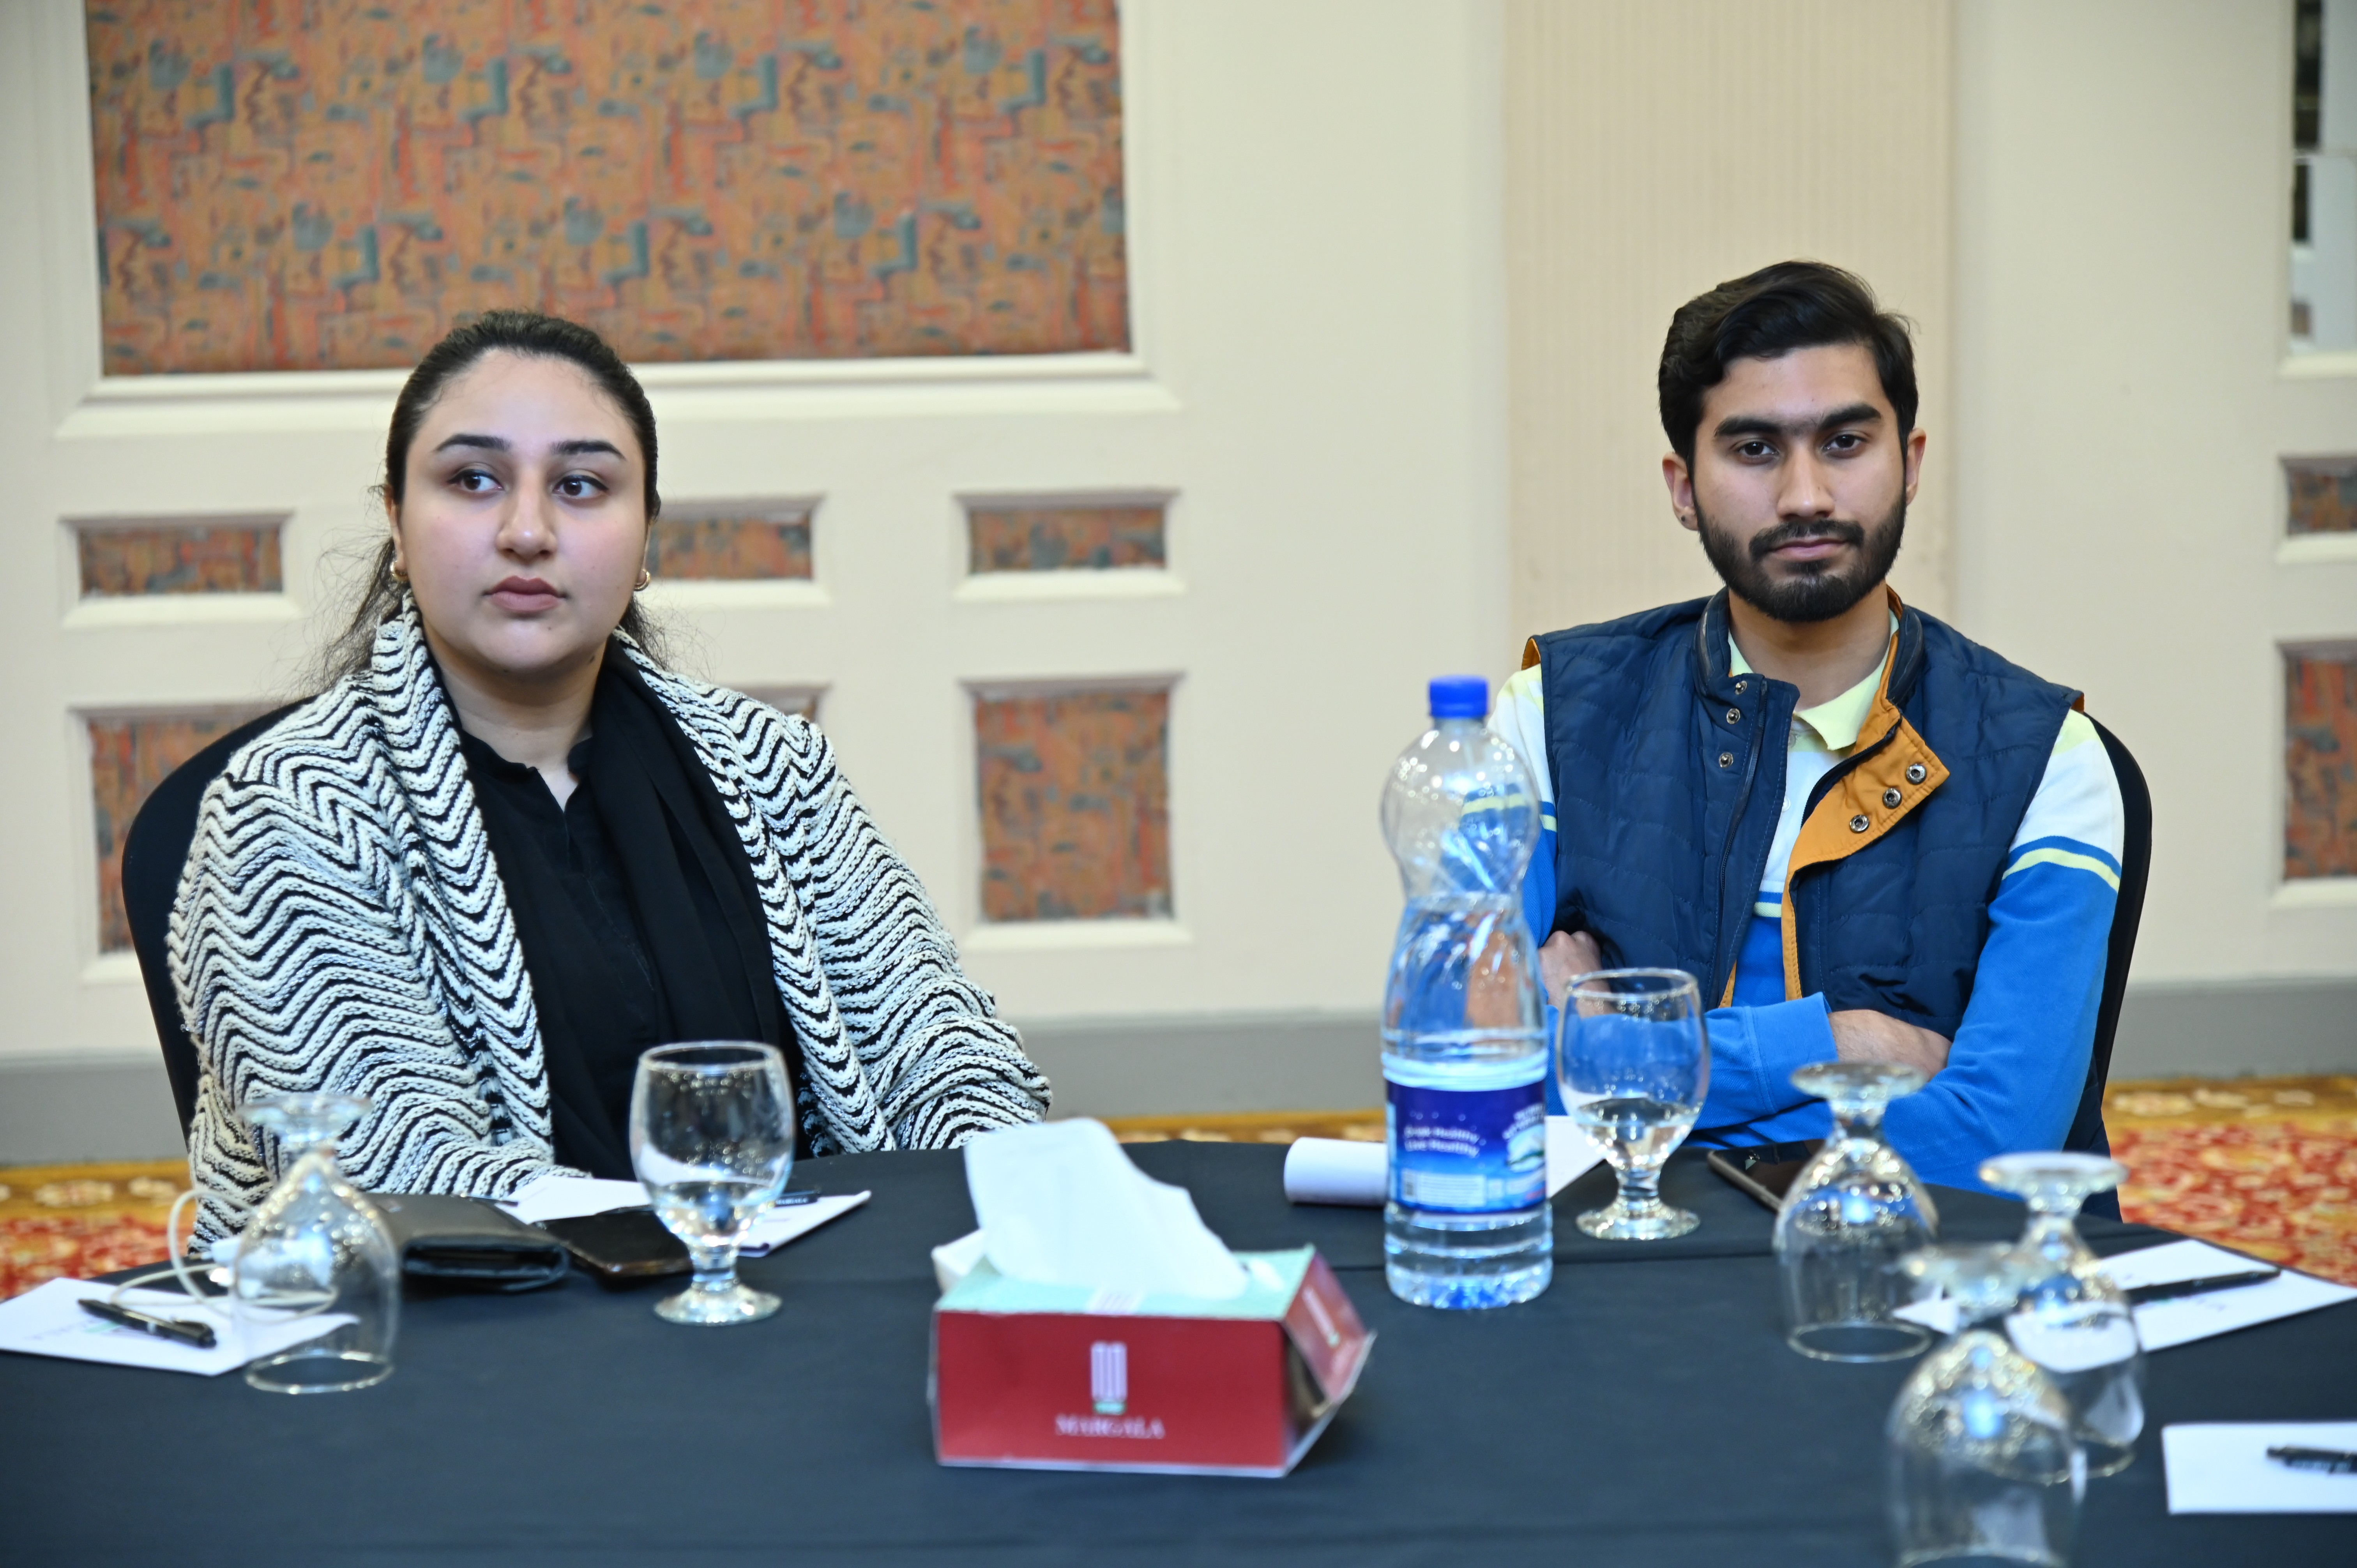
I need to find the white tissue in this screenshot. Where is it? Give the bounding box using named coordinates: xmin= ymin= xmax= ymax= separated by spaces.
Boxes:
xmin=932 ymin=1229 xmax=989 ymax=1295
xmin=964 ymin=1119 xmax=1249 ymax=1300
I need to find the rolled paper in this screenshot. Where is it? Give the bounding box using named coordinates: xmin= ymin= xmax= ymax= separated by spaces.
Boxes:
xmin=1284 ymin=1138 xmax=1389 ymax=1206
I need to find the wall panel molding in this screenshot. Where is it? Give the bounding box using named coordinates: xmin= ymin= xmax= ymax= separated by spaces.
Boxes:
xmin=1503 ymin=0 xmax=1955 ymax=646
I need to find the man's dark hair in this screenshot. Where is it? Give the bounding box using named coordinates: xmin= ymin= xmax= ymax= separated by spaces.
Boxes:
xmin=1657 ymin=261 xmax=1917 ymax=464
xmin=313 ymin=310 xmax=666 ymax=689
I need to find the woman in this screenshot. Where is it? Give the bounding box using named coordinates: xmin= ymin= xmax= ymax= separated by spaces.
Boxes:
xmin=175 ymin=310 xmax=1049 ymax=1239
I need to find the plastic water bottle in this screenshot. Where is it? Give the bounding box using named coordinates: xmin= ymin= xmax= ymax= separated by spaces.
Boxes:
xmin=1379 ymin=675 xmax=1551 ymax=1309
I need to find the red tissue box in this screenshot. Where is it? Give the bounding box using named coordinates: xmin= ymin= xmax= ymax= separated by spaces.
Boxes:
xmin=931 ymin=1245 xmax=1374 ymax=1477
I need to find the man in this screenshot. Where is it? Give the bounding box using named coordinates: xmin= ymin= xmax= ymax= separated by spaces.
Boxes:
xmin=1493 ymin=261 xmax=2124 ymax=1190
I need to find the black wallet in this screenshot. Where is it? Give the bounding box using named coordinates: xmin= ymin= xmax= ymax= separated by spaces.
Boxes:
xmin=367 ymin=1192 xmax=570 ymax=1292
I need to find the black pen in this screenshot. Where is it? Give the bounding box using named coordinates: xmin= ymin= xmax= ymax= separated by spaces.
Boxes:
xmin=2266 ymin=1445 xmax=2357 ymax=1475
xmin=78 ymin=1298 xmax=217 ymax=1350
xmin=2122 ymin=1267 xmax=2280 ymax=1305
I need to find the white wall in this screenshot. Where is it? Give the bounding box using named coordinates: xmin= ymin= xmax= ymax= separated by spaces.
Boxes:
xmin=1955 ymin=0 xmax=2357 ymax=1025
xmin=0 ymin=3 xmax=1509 ymax=1123
xmin=1504 ymin=0 xmax=1956 ymax=643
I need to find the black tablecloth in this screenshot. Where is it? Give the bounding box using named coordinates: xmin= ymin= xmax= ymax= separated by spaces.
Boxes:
xmin=4 ymin=1144 xmax=2352 ymax=1566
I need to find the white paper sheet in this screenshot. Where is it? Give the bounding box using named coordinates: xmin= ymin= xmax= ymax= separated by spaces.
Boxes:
xmin=498 ymin=1175 xmax=652 ymax=1225
xmin=500 ymin=1174 xmax=864 ymax=1256
xmin=1544 ymin=1116 xmax=1605 ymax=1197
xmin=1281 ymin=1138 xmax=1387 ymax=1204
xmin=2097 ymin=1240 xmax=2357 ymax=1351
xmin=737 ymin=1191 xmax=870 ymax=1256
xmin=0 ymin=1278 xmax=350 ymax=1377
xmin=1281 ymin=1118 xmax=1604 ymax=1206
xmin=2163 ymin=1422 xmax=2357 ymax=1513
xmin=966 ymin=1119 xmax=1249 ymax=1300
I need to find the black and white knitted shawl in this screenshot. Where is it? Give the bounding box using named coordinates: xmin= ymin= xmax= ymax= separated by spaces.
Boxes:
xmin=171 ymin=602 xmax=1049 ymax=1238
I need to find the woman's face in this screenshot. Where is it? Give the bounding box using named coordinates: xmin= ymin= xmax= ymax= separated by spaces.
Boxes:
xmin=391 ymin=350 xmax=648 ymax=692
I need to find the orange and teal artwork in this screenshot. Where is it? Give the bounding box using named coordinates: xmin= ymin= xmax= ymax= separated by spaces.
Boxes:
xmin=86 ymin=0 xmax=1127 ymax=373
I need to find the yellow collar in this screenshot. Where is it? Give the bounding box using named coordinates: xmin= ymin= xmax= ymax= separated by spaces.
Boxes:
xmin=1728 ymin=613 xmax=1896 ymax=754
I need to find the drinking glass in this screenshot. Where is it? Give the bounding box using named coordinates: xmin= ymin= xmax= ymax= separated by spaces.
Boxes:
xmin=1888 ymin=1243 xmax=2085 ymax=1568
xmin=231 ymin=1093 xmax=401 ymax=1394
xmin=631 ymin=1042 xmax=796 ymax=1326
xmin=1981 ymin=1152 xmax=2144 ymax=1477
xmin=1556 ymin=969 xmax=1708 ymax=1240
xmin=1774 ymin=1061 xmax=1940 ymax=1361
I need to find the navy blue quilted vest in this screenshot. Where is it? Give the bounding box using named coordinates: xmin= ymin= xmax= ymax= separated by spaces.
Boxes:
xmin=1530 ymin=591 xmax=2077 ymax=1038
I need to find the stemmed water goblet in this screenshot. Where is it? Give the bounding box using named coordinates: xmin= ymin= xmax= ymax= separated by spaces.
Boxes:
xmin=1980 ymin=1151 xmax=2144 ymax=1477
xmin=1775 ymin=1061 xmax=1940 ymax=1361
xmin=631 ymin=1042 xmax=797 ymax=1326
xmin=1888 ymin=1243 xmax=2085 ymax=1568
xmin=1556 ymin=969 xmax=1708 ymax=1240
xmin=231 ymin=1093 xmax=402 ymax=1393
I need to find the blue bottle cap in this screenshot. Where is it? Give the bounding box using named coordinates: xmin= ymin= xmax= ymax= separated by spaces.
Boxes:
xmin=1427 ymin=675 xmax=1489 ymax=720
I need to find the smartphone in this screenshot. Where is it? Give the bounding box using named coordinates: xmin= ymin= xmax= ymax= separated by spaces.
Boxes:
xmin=540 ymin=1210 xmax=689 ymax=1282
xmin=1706 ymin=1142 xmax=1823 ymax=1212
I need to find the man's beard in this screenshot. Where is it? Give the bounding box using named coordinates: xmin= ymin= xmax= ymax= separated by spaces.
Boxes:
xmin=1695 ymin=491 xmax=1906 ymax=623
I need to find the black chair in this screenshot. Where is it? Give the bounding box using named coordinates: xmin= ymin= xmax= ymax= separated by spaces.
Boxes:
xmin=2059 ymin=718 xmax=2154 ymax=1218
xmin=121 ymin=706 xmax=298 ymax=1141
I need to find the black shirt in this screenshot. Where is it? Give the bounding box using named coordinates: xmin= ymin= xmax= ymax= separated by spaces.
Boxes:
xmin=457 ymin=655 xmax=797 ymax=1177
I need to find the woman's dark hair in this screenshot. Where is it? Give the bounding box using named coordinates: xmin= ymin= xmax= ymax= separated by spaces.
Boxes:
xmin=1657 ymin=261 xmax=1918 ymax=464
xmin=314 ymin=310 xmax=665 ymax=689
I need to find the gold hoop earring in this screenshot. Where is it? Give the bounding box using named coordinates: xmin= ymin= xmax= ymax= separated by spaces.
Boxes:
xmin=389 ymin=561 xmax=409 ymax=583
xmin=634 ymin=568 xmax=653 ymax=592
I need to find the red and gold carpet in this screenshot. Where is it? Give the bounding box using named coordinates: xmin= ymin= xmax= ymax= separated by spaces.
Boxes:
xmin=4 ymin=1078 xmax=2353 ymax=1299
xmin=2106 ymin=1074 xmax=2357 ymax=1286
xmin=0 ymin=1160 xmax=189 ymax=1303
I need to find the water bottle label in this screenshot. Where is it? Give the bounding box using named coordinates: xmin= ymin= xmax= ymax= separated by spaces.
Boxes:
xmin=1385 ymin=1077 xmax=1547 ymax=1213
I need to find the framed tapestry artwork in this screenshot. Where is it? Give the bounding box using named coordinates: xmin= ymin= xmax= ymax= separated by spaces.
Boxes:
xmin=85 ymin=0 xmax=1127 ymax=374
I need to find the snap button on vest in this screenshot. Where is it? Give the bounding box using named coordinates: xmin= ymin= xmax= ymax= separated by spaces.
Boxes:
xmin=1724 ymin=707 xmax=1741 ymax=724
xmin=1718 ymin=751 xmax=1734 ymax=769
xmin=1733 ymin=679 xmax=1747 ymax=694
xmin=1882 ymin=787 xmax=1903 ymax=808
xmin=1849 ymin=814 xmax=1870 ymax=833
xmin=1906 ymin=762 xmax=1927 ymax=784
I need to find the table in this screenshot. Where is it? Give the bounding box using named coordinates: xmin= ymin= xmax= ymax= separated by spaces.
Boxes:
xmin=4 ymin=1143 xmax=2352 ymax=1566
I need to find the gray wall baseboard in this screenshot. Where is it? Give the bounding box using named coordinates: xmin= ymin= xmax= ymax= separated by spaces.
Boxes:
xmin=1016 ymin=1011 xmax=1383 ymax=1119
xmin=0 ymin=1055 xmax=187 ymax=1165
xmin=2110 ymin=978 xmax=2357 ymax=1079
xmin=4 ymin=978 xmax=2352 ymax=1165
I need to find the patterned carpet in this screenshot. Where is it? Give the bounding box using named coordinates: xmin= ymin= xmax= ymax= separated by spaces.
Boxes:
xmin=4 ymin=1078 xmax=2353 ymax=1300
xmin=2106 ymin=1074 xmax=2357 ymax=1287
xmin=0 ymin=1159 xmax=189 ymax=1303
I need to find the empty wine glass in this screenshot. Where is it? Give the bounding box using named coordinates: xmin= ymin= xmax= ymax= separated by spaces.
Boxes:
xmin=631 ymin=1042 xmax=796 ymax=1326
xmin=231 ymin=1093 xmax=401 ymax=1393
xmin=1775 ymin=1061 xmax=1940 ymax=1361
xmin=1557 ymin=969 xmax=1708 ymax=1240
xmin=1888 ymin=1243 xmax=2085 ymax=1568
xmin=1981 ymin=1152 xmax=2144 ymax=1478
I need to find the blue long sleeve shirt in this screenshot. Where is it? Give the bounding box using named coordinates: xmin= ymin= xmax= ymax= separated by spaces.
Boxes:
xmin=1496 ymin=636 xmax=2123 ymax=1194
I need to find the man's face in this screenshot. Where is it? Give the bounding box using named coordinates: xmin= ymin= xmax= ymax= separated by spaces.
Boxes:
xmin=1663 ymin=343 xmax=1924 ymax=623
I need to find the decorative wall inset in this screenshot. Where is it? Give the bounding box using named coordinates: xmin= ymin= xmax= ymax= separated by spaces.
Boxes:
xmin=968 ymin=503 xmax=1164 ymax=572
xmin=2286 ymin=647 xmax=2357 ymax=880
xmin=646 ymin=511 xmax=813 ymax=580
xmin=76 ymin=518 xmax=284 ymax=597
xmin=86 ymin=0 xmax=1127 ymax=375
xmin=743 ymin=687 xmax=823 ymax=723
xmin=975 ymin=685 xmax=1169 ymax=920
xmin=88 ymin=709 xmax=271 ymax=952
xmin=2286 ymin=457 xmax=2357 ymax=535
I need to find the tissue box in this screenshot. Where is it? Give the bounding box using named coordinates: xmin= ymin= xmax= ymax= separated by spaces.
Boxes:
xmin=931 ymin=1245 xmax=1373 ymax=1477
